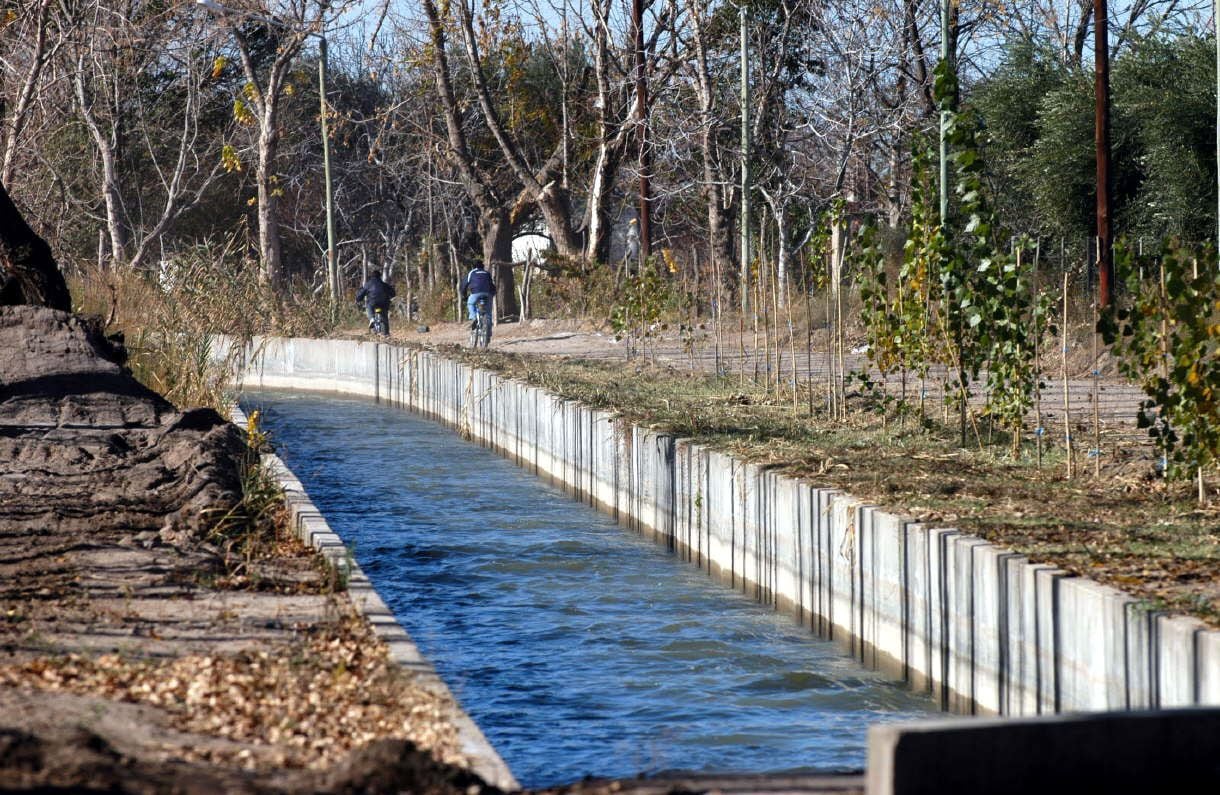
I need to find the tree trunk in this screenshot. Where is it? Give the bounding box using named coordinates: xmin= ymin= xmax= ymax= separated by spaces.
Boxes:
xmin=73 ymin=62 xmax=129 ymax=268
xmin=0 ymin=179 xmax=71 ymax=311
xmin=423 ymin=0 xmax=517 ymax=287
xmin=583 ymin=0 xmax=631 ymax=264
xmin=1 ymin=0 xmax=54 ymax=186
xmin=256 ymin=116 xmax=283 ymax=287
xmin=480 ymin=209 xmax=518 ymax=319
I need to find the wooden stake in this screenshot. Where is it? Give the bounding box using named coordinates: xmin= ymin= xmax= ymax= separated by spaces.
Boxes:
xmin=1033 ymin=239 xmax=1044 ymax=469
xmin=1062 ymin=269 xmax=1074 ymax=479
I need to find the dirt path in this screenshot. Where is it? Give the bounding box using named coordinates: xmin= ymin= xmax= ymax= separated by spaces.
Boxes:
xmin=0 ymin=307 xmax=488 ymax=793
xmin=388 ymin=316 xmax=1147 ymax=428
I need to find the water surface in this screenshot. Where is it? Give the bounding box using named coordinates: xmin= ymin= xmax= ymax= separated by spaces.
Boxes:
xmin=248 ymin=390 xmax=935 ymax=787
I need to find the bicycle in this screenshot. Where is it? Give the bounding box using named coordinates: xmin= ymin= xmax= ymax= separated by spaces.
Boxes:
xmin=368 ymin=305 xmax=389 ymax=336
xmin=469 ymin=296 xmax=492 ymax=348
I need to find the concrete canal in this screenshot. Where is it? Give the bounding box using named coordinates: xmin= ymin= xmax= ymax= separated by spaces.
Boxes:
xmin=247 ymin=390 xmax=936 ymax=787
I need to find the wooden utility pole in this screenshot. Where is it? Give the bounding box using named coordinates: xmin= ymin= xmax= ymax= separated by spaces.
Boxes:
xmin=1095 ymin=0 xmax=1115 ymax=307
xmin=633 ymin=0 xmax=651 ymax=261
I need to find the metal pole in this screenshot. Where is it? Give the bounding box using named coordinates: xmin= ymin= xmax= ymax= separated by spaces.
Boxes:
xmin=740 ymin=3 xmax=750 ymax=313
xmin=319 ymin=36 xmax=337 ymax=313
xmin=939 ymin=0 xmax=950 ymax=225
xmin=1215 ymin=0 xmax=1219 ymax=252
xmin=1095 ymin=0 xmax=1114 ymax=307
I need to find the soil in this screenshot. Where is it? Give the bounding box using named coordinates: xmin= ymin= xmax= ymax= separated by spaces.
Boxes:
xmin=0 ymin=306 xmax=488 ymax=793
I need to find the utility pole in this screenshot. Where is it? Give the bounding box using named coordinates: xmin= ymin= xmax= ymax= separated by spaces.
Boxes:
xmin=1215 ymin=0 xmax=1219 ymax=252
xmin=1095 ymin=0 xmax=1114 ymax=307
xmin=740 ymin=3 xmax=750 ymax=313
xmin=319 ymin=37 xmax=337 ymax=313
xmin=632 ymin=0 xmax=650 ymax=262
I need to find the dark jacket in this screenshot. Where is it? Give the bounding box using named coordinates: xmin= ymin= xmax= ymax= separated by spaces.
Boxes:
xmin=356 ymin=276 xmax=396 ymax=309
xmin=460 ymin=267 xmax=496 ymax=298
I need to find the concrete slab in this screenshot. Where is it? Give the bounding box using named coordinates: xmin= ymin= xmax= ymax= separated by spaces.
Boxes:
xmin=866 ymin=709 xmax=1220 ymax=795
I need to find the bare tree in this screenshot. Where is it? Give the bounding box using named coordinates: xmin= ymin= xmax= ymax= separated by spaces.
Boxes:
xmin=63 ymin=0 xmax=229 ymax=271
xmin=418 ymin=0 xmax=523 ymax=313
xmin=204 ymin=0 xmax=337 ymax=286
xmin=0 ymin=0 xmax=63 ymax=186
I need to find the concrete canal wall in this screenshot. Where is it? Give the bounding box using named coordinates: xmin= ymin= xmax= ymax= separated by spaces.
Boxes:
xmin=224 ymin=336 xmax=1220 ymax=718
xmin=230 ymin=404 xmax=518 ymax=791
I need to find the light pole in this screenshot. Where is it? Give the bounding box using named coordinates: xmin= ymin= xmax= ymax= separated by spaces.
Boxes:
xmin=196 ymin=0 xmax=336 ymax=310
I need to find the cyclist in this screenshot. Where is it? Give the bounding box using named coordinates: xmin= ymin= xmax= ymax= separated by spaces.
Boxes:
xmin=356 ymin=270 xmax=396 ymax=335
xmin=460 ymin=259 xmax=496 ymax=331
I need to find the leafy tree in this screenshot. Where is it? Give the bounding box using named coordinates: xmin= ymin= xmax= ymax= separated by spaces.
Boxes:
xmin=1101 ymin=240 xmax=1220 ymax=483
xmin=971 ymin=32 xmax=1216 ymax=242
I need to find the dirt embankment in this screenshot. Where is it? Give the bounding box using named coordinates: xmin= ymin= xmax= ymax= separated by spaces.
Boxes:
xmin=0 ymin=306 xmax=488 ymax=793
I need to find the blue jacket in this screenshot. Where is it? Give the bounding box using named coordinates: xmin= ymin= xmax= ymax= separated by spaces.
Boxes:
xmin=461 ymin=267 xmax=496 ymax=298
xmin=356 ymin=276 xmax=396 ymax=309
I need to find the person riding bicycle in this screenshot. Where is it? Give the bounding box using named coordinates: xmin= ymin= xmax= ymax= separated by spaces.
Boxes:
xmin=460 ymin=260 xmax=496 ymax=330
xmin=356 ymin=270 xmax=396 ymax=335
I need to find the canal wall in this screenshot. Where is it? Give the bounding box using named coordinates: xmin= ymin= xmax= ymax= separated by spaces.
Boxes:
xmin=230 ymin=405 xmax=518 ymax=791
xmin=224 ymin=336 xmax=1220 ymax=718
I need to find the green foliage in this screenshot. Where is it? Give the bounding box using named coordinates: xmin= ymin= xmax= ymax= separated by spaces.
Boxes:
xmin=944 ymin=104 xmax=1055 ymax=450
xmin=855 ymin=88 xmax=1052 ymax=453
xmin=972 ymin=33 xmax=1216 ymax=240
xmin=609 ymin=261 xmax=678 ymax=359
xmin=856 ymin=159 xmax=940 ymax=385
xmin=1100 ymin=240 xmax=1220 ymax=478
xmin=1114 ymin=35 xmax=1218 ymax=238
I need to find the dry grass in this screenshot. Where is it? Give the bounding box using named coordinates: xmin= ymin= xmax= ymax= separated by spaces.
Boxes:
xmin=69 ymin=243 xmax=339 ymax=413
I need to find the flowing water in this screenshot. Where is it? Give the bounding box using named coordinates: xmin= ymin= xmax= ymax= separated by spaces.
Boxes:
xmin=247 ymin=390 xmax=936 ymax=787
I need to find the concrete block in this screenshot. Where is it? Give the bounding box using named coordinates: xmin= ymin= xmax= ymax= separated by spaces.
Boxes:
xmin=812 ymin=489 xmax=841 ymax=639
xmin=1054 ymin=578 xmax=1136 ymax=712
xmin=969 ymin=543 xmax=1018 ymax=715
xmin=925 ymin=528 xmax=960 ymax=708
xmin=866 ymin=709 xmax=1220 ymax=795
xmin=902 ymin=523 xmax=932 ymax=693
xmin=1157 ymin=614 xmax=1206 ymax=707
xmin=825 ymin=493 xmax=860 ymax=645
xmin=1198 ymin=631 xmax=1220 ymax=706
xmin=1122 ymin=601 xmax=1156 ymax=710
xmin=1031 ymin=566 xmax=1067 ymax=714
xmin=997 ymin=556 xmax=1035 ymax=716
xmin=945 ymin=535 xmax=989 ymax=714
xmin=861 ymin=510 xmax=906 ymax=675
xmin=770 ymin=475 xmax=802 ymax=617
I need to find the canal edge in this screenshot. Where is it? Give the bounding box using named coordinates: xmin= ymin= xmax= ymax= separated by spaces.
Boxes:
xmin=219 ymin=336 xmax=1220 ymax=719
xmin=229 ymin=404 xmax=520 ymax=792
